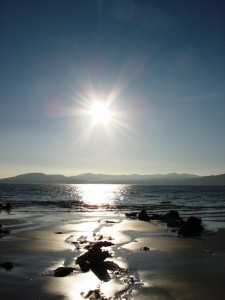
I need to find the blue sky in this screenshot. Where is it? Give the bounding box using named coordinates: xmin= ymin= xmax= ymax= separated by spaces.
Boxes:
xmin=0 ymin=0 xmax=225 ymax=178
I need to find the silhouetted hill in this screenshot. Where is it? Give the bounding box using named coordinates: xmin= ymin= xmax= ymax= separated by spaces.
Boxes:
xmin=178 ymin=174 xmax=225 ymax=185
xmin=0 ymin=173 xmax=69 ymax=184
xmin=0 ymin=172 xmax=224 ymax=185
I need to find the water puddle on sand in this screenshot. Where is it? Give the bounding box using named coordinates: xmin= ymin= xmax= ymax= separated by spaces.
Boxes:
xmin=42 ymin=268 xmax=144 ymax=300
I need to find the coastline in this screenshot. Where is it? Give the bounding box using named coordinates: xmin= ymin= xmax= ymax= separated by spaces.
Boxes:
xmin=1 ymin=211 xmax=225 ymax=300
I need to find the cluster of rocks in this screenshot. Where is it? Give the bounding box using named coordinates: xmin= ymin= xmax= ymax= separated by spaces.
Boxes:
xmin=54 ymin=234 xmax=127 ymax=282
xmin=125 ymin=210 xmax=150 ymax=221
xmin=75 ymin=240 xmax=126 ymax=282
xmin=53 ymin=229 xmax=141 ymax=299
xmin=125 ymin=209 xmax=203 ymax=237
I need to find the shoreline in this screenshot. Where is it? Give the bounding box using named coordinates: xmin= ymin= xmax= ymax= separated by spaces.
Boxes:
xmin=1 ymin=211 xmax=225 ymax=299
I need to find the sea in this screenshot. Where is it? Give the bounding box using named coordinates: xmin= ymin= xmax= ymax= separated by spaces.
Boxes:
xmin=0 ymin=183 xmax=225 ymax=228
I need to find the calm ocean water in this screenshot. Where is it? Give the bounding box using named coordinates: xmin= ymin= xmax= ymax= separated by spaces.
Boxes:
xmin=1 ymin=184 xmax=225 ymax=225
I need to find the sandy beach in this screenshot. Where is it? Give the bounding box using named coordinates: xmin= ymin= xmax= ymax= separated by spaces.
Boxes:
xmin=0 ymin=210 xmax=225 ymax=300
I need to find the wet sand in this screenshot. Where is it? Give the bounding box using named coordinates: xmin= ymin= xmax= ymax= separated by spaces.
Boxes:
xmin=0 ymin=211 xmax=225 ymax=300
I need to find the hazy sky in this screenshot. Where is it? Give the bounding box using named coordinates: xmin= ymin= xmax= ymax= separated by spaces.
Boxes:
xmin=1 ymin=0 xmax=225 ymax=178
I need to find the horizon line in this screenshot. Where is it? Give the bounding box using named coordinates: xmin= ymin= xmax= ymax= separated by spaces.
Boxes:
xmin=1 ymin=171 xmax=225 ymax=180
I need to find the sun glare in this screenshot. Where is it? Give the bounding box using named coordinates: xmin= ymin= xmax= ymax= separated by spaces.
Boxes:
xmin=73 ymin=85 xmax=133 ymax=145
xmin=89 ymin=102 xmax=111 ymax=124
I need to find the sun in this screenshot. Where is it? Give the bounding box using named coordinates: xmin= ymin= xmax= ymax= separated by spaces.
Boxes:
xmin=89 ymin=102 xmax=111 ymax=124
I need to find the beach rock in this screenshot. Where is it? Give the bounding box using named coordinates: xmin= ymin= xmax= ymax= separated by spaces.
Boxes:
xmin=162 ymin=210 xmax=183 ymax=227
xmin=150 ymin=211 xmax=182 ymax=225
xmin=105 ymin=220 xmax=117 ymax=223
xmin=104 ymin=260 xmax=125 ymax=272
xmin=79 ymin=261 xmax=91 ymax=272
xmin=90 ymin=261 xmax=111 ymax=282
xmin=0 ymin=262 xmax=14 ymax=270
xmin=141 ymin=246 xmax=150 ymax=251
xmin=80 ymin=258 xmax=125 ymax=281
xmin=178 ymin=216 xmax=203 ymax=237
xmin=138 ymin=209 xmax=150 ymax=221
xmin=53 ymin=266 xmax=75 ymax=277
xmin=92 ymin=241 xmax=114 ymax=248
xmin=0 ymin=227 xmax=11 ymax=235
xmin=97 ymin=234 xmax=103 ymax=240
xmin=76 ymin=247 xmax=111 ymax=265
xmin=163 ymin=210 xmax=181 ymax=221
xmin=75 ymin=240 xmax=125 ymax=281
xmin=5 ymin=203 xmax=12 ymax=209
xmin=76 ymin=248 xmax=111 ymax=281
xmin=81 ymin=289 xmax=102 ymax=299
xmin=84 ymin=241 xmax=115 ymax=250
xmin=125 ymin=212 xmax=138 ymax=219
xmin=150 ymin=213 xmax=164 ymax=221
xmin=0 ymin=203 xmax=13 ymax=210
xmin=167 ymin=218 xmax=184 ymax=228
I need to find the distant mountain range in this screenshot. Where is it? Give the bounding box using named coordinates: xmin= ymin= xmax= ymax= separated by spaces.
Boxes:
xmin=0 ymin=172 xmax=225 ymax=185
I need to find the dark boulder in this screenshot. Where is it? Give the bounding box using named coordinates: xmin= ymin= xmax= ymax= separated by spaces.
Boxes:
xmin=4 ymin=203 xmax=12 ymax=209
xmin=163 ymin=210 xmax=181 ymax=221
xmin=79 ymin=261 xmax=91 ymax=272
xmin=0 ymin=262 xmax=14 ymax=270
xmin=138 ymin=209 xmax=150 ymax=221
xmin=90 ymin=261 xmax=111 ymax=282
xmin=162 ymin=210 xmax=183 ymax=227
xmin=141 ymin=246 xmax=150 ymax=251
xmin=167 ymin=218 xmax=184 ymax=228
xmin=76 ymin=247 xmax=111 ymax=265
xmin=54 ymin=267 xmax=75 ymax=277
xmin=178 ymin=216 xmax=203 ymax=237
xmin=75 ymin=240 xmax=125 ymax=281
xmin=0 ymin=203 xmax=12 ymax=210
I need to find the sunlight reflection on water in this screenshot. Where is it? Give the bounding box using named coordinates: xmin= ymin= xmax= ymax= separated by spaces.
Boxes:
xmin=76 ymin=184 xmax=122 ymax=206
xmin=44 ymin=272 xmax=100 ymax=300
